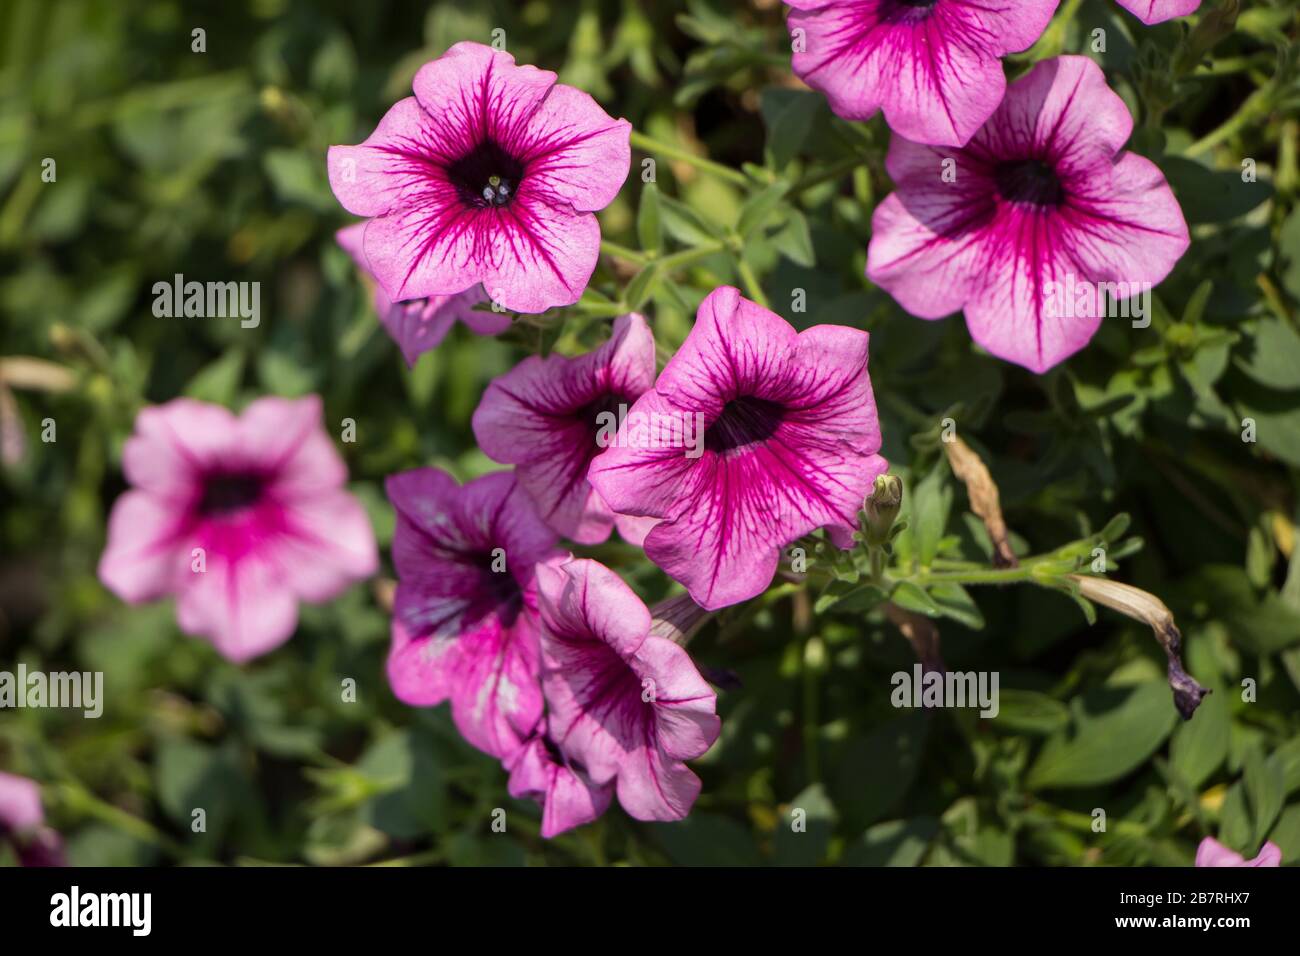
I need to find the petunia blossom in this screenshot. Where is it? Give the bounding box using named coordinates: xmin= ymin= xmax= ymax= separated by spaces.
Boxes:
xmin=1195 ymin=837 xmax=1282 ymax=868
xmin=535 ymin=558 xmax=720 ymax=821
xmin=328 ymin=41 xmax=631 ymax=315
xmin=336 ymin=223 xmax=508 ymax=366
xmin=1116 ymin=0 xmax=1199 ymax=25
xmin=588 ymin=286 xmax=887 ymax=610
xmin=386 ymin=467 xmax=563 ymax=759
xmin=98 ymin=396 xmax=378 ymax=663
xmin=0 ymin=771 xmax=64 ymax=867
xmin=472 ymin=313 xmax=658 ymax=545
xmin=867 ymin=56 xmax=1189 ymax=373
xmin=785 ymin=0 xmax=1060 ymax=148
xmin=504 ymin=727 xmax=614 ymax=838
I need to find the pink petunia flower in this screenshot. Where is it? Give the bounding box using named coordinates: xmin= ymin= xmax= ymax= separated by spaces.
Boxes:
xmin=336 ymin=223 xmax=508 ymax=367
xmin=0 ymin=772 xmax=65 ymax=867
xmin=1195 ymin=837 xmax=1282 ymax=868
xmin=535 ymin=558 xmax=720 ymax=822
xmin=867 ymin=56 xmax=1189 ymax=373
xmin=471 ymin=313 xmax=659 ymax=546
xmin=588 ymin=286 xmax=887 ymax=610
xmin=98 ymin=396 xmax=378 ymax=663
xmin=785 ymin=0 xmax=1060 ymax=148
xmin=1117 ymin=0 xmax=1200 ymax=25
xmin=385 ymin=467 xmax=564 ymax=759
xmin=504 ymin=727 xmax=614 ymax=838
xmin=327 ymin=41 xmax=631 ymax=315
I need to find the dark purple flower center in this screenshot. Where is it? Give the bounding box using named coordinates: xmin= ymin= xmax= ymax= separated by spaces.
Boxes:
xmin=995 ymin=159 xmax=1065 ymax=208
xmin=882 ymin=0 xmax=939 ymax=21
xmin=706 ymin=396 xmax=784 ymax=455
xmin=198 ymin=472 xmax=265 ymax=517
xmin=476 ymin=555 xmax=524 ymax=626
xmin=447 ymin=139 xmax=525 ymax=209
xmin=584 ymin=391 xmax=633 ymax=444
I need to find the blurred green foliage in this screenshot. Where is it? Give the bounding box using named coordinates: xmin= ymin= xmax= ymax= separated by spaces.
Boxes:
xmin=2 ymin=0 xmax=1299 ymax=866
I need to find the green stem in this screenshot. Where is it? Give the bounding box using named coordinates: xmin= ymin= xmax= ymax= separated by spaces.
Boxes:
xmin=734 ymin=256 xmax=769 ymax=308
xmin=655 ymin=239 xmax=730 ymax=272
xmin=600 ymin=239 xmax=648 ymax=265
xmin=629 ymin=130 xmax=750 ymax=187
xmin=790 ymin=154 xmax=868 ymax=196
xmin=58 ymin=783 xmax=188 ymax=859
xmin=1185 ymin=91 xmax=1268 ymax=157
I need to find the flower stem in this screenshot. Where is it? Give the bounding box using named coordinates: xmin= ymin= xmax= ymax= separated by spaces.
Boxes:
xmin=790 ymin=154 xmax=868 ymax=196
xmin=57 ymin=782 xmax=188 ymax=859
xmin=629 ymin=130 xmax=750 ymax=188
xmin=734 ymin=256 xmax=770 ymax=308
xmin=600 ymin=239 xmax=648 ymax=265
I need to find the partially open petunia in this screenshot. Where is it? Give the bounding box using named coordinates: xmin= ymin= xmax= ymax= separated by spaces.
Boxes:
xmin=386 ymin=467 xmax=564 ymax=759
xmin=784 ymin=0 xmax=1060 ymax=148
xmin=588 ymin=286 xmax=887 ymax=610
xmin=867 ymin=56 xmax=1190 ymax=373
xmin=0 ymin=771 xmax=65 ymax=867
xmin=472 ymin=313 xmax=658 ymax=545
xmin=328 ymin=41 xmax=631 ymax=315
xmin=1195 ymin=837 xmax=1282 ymax=867
xmin=1116 ymin=0 xmax=1200 ymax=25
xmin=336 ymin=223 xmax=507 ymax=366
xmin=98 ymin=396 xmax=378 ymax=663
xmin=535 ymin=558 xmax=720 ymax=822
xmin=504 ymin=727 xmax=614 ymax=838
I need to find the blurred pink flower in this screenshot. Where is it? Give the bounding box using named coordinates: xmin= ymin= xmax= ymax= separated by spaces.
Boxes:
xmin=385 ymin=468 xmax=563 ymax=759
xmin=328 ymin=41 xmax=630 ymax=315
xmin=868 ymin=56 xmax=1189 ymax=372
xmin=785 ymin=0 xmax=1060 ymax=147
xmin=336 ymin=223 xmax=508 ymax=366
xmin=98 ymin=396 xmax=378 ymax=662
xmin=1117 ymin=0 xmax=1199 ymax=25
xmin=505 ymin=728 xmax=614 ymax=838
xmin=0 ymin=772 xmax=64 ymax=867
xmin=472 ymin=313 xmax=658 ymax=545
xmin=589 ymin=286 xmax=886 ymax=610
xmin=1195 ymin=837 xmax=1282 ymax=868
xmin=536 ymin=558 xmax=719 ymax=822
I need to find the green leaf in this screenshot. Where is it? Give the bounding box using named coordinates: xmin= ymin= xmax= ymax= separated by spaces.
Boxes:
xmin=184 ymin=349 xmax=245 ymax=404
xmin=1267 ymin=804 xmax=1300 ymax=864
xmin=772 ymin=208 xmax=815 ymax=267
xmin=636 ymin=182 xmax=662 ymax=255
xmin=623 ymin=264 xmax=660 ymax=310
xmin=1235 ymin=317 xmax=1300 ymax=391
xmin=759 ymin=89 xmax=822 ymax=168
xmin=1027 ymin=683 xmax=1180 ymax=789
xmin=890 ymin=580 xmax=942 ymax=617
xmin=772 ymin=783 xmax=837 ymax=866
xmin=989 ymin=689 xmax=1070 ymax=737
xmin=841 ymin=817 xmax=938 ymax=867
xmin=654 ymin=813 xmax=761 ymax=866
xmin=657 ymin=193 xmax=723 ymax=245
xmin=928 ymin=581 xmax=985 ymax=630
xmin=1244 ymin=746 xmax=1285 ymax=847
xmin=735 ymin=182 xmax=789 ymax=239
xmin=832 ymin=711 xmax=929 ymax=830
xmin=1169 ymin=685 xmax=1229 ymax=789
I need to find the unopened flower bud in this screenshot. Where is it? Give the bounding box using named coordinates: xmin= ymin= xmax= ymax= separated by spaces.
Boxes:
xmin=862 ymin=474 xmax=903 ymax=545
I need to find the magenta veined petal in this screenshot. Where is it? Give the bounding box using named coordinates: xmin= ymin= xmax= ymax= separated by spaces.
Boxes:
xmin=535 ymin=558 xmax=720 ymax=822
xmin=867 ymin=56 xmax=1190 ymax=373
xmin=384 ymin=466 xmax=563 ymax=759
xmin=337 ymin=223 xmax=506 ymax=366
xmin=327 ymin=41 xmax=631 ymax=315
xmin=786 ymin=0 xmax=1061 ymax=147
xmin=97 ymin=396 xmax=379 ymax=663
xmin=472 ymin=313 xmax=657 ymax=544
xmin=1114 ymin=0 xmax=1200 ymax=25
xmin=589 ymin=286 xmax=887 ymax=610
xmin=504 ymin=732 xmax=615 ymax=838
